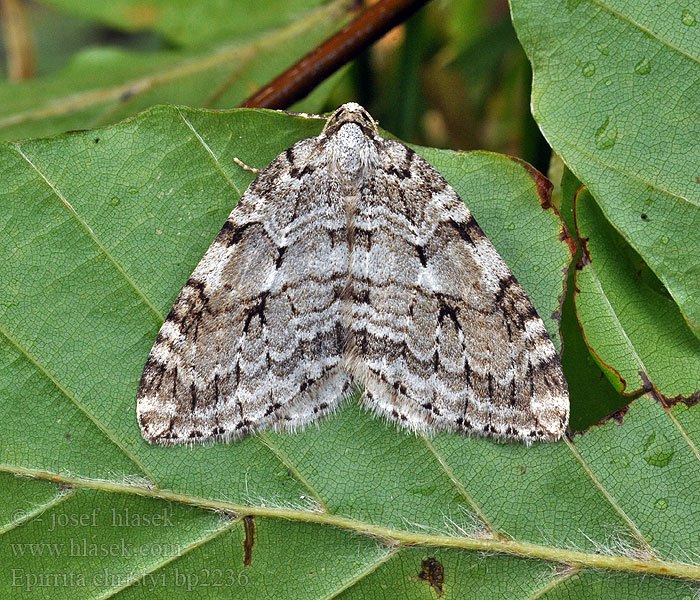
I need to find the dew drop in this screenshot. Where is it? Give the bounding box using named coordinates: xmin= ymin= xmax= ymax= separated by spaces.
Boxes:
xmin=595 ymin=116 xmax=618 ymax=150
xmin=634 ymin=57 xmax=651 ymax=75
xmin=661 ymin=235 xmax=669 ymax=245
xmin=596 ymin=43 xmax=610 ymax=56
xmin=682 ymin=9 xmax=696 ymax=26
xmin=604 ymin=78 xmax=613 ymax=86
xmin=506 ymin=222 xmax=515 ymax=231
xmin=643 ymin=431 xmax=674 ymax=467
xmin=582 ymin=62 xmax=596 ymax=77
xmin=654 ymin=498 xmax=668 ymax=510
xmin=532 ymin=265 xmax=540 ymax=272
xmin=128 ymin=188 xmax=138 ymax=195
xmin=109 ymin=197 xmax=121 ymax=206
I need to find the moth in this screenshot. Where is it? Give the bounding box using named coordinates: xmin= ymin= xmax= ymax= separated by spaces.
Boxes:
xmin=137 ymin=103 xmax=569 ymax=445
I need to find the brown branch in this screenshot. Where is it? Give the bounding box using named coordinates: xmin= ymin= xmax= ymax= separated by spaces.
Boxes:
xmin=0 ymin=0 xmax=36 ymax=80
xmin=240 ymin=0 xmax=432 ymax=109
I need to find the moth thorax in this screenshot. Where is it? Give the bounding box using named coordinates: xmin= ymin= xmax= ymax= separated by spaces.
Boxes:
xmin=331 ymin=123 xmax=375 ymax=178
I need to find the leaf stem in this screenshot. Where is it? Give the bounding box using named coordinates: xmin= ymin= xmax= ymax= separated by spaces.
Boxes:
xmin=3 ymin=463 xmax=700 ymax=583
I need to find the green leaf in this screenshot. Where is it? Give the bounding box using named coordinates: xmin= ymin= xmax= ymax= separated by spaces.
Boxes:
xmin=574 ymin=187 xmax=700 ymax=398
xmin=0 ymin=0 xmax=353 ymax=142
xmin=0 ymin=105 xmax=571 ymax=493
xmin=37 ymin=0 xmax=330 ymax=48
xmin=510 ymin=0 xmax=700 ymax=338
xmin=0 ymin=106 xmax=643 ymax=596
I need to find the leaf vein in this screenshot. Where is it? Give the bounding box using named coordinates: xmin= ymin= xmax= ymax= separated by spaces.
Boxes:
xmin=175 ymin=108 xmax=243 ymax=198
xmin=590 ymin=0 xmax=700 ymax=67
xmin=0 ymin=324 xmax=158 ymax=485
xmin=563 ymin=438 xmax=655 ymax=557
xmin=321 ymin=546 xmax=401 ymax=600
xmin=421 ymin=436 xmax=495 ymax=534
xmin=257 ymin=432 xmax=329 ymax=511
xmin=97 ymin=515 xmax=242 ymax=600
xmin=0 ymin=485 xmax=76 ymax=536
xmin=9 ymin=144 xmax=166 ymax=322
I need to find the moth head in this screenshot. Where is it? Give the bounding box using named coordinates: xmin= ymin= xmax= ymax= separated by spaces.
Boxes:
xmin=323 ymin=103 xmax=379 ymax=137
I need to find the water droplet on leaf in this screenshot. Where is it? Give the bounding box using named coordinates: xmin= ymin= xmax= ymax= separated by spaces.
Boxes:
xmin=109 ymin=197 xmax=120 ymax=206
xmin=582 ymin=62 xmax=596 ymax=77
xmin=661 ymin=235 xmax=669 ymax=245
xmin=596 ymin=43 xmax=610 ymax=55
xmin=654 ymin=498 xmax=668 ymax=510
xmin=507 ymin=222 xmax=515 ymax=231
xmin=634 ymin=57 xmax=651 ymax=75
xmin=643 ymin=431 xmax=674 ymax=467
xmin=595 ymin=116 xmax=618 ymax=150
xmin=682 ymin=9 xmax=696 ymax=25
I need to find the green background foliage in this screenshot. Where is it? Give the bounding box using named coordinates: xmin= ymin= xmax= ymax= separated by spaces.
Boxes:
xmin=0 ymin=0 xmax=699 ymax=597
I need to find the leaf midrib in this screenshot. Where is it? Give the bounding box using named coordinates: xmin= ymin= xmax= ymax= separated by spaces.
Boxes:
xmin=576 ymin=261 xmax=648 ymax=376
xmin=3 ymin=462 xmax=700 ymax=583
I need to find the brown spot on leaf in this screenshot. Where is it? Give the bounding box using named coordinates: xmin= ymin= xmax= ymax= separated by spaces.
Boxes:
xmin=642 ymin=371 xmax=700 ymax=408
xmin=508 ymin=156 xmax=553 ymax=208
xmin=418 ymin=557 xmax=444 ymax=596
xmin=243 ymin=516 xmax=255 ymax=567
xmin=602 ymin=404 xmax=631 ymax=426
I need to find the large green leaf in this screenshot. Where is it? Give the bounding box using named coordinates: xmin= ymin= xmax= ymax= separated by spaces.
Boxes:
xmin=574 ymin=187 xmax=700 ymax=398
xmin=510 ymin=0 xmax=700 ymax=339
xmin=3 ymin=107 xmax=699 ymax=597
xmin=37 ymin=0 xmax=330 ymax=47
xmin=0 ymin=0 xmax=352 ymax=142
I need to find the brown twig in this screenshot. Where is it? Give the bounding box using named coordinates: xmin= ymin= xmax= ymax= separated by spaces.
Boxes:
xmin=0 ymin=0 xmax=36 ymax=80
xmin=240 ymin=0 xmax=432 ymax=109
